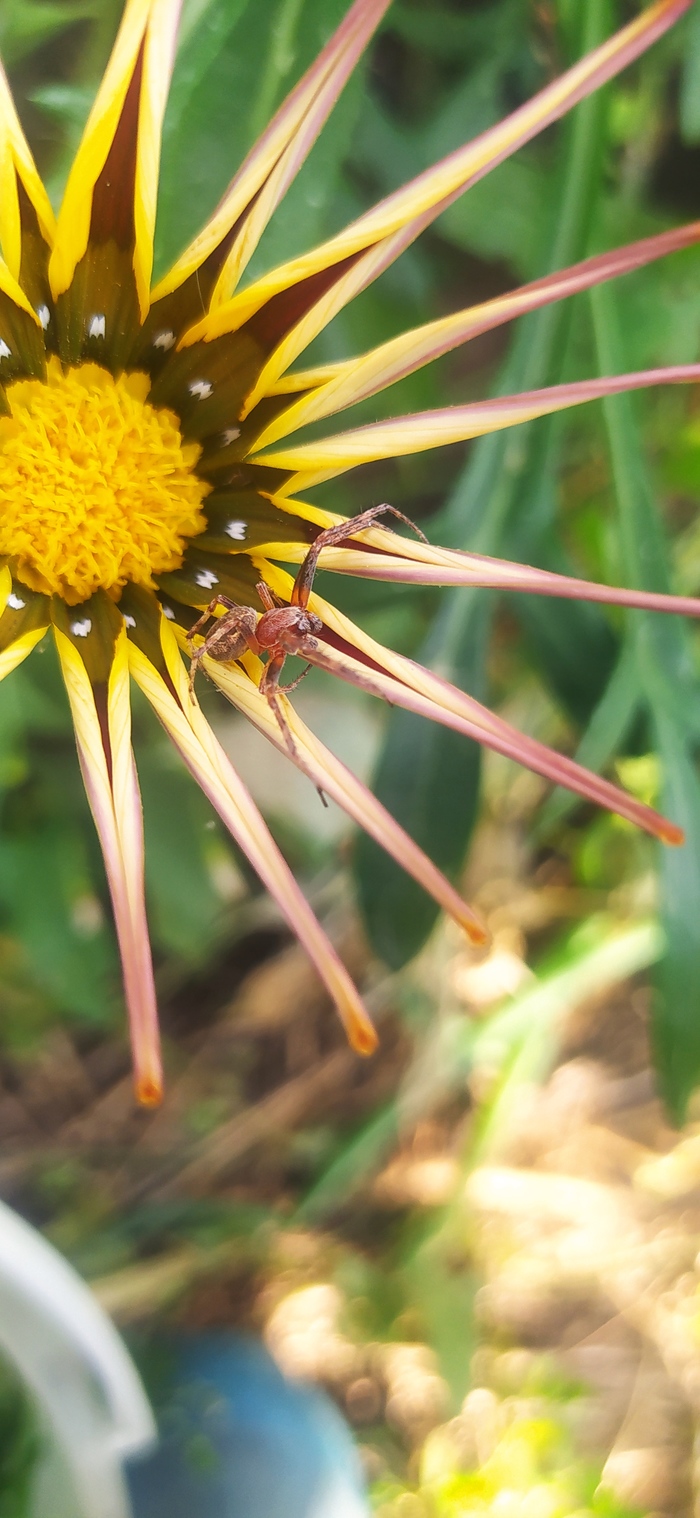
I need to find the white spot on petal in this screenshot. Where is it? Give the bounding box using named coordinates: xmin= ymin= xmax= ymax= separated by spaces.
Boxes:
xmin=162 ymin=605 xmax=176 ymax=620
xmin=221 ymin=427 xmax=241 ymax=445
xmin=225 ymin=520 xmax=247 ymax=541
xmin=88 ymin=314 xmax=106 ymax=339
xmin=71 ymin=618 xmax=92 ymax=637
xmin=195 ymin=569 xmax=219 ymax=589
xmin=7 ymin=592 xmax=25 ymax=610
xmin=0 ymin=340 xmax=11 ymax=359
xmin=37 ymin=305 xmax=50 ymax=329
xmin=123 ymin=613 xmax=136 ymax=629
xmin=189 ymin=379 xmax=212 ymax=400
xmin=153 ymin=329 xmax=175 ymax=351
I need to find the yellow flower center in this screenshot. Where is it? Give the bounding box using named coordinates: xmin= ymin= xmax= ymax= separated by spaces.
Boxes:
xmin=0 ymin=356 xmax=209 ymax=605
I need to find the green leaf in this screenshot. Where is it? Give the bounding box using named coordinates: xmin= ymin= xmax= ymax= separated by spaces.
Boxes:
xmin=296 ymin=1105 xmax=399 ymax=1223
xmin=0 ymin=821 xmax=119 ymax=1026
xmin=0 ymin=0 xmax=98 ymax=69
xmin=137 ymin=744 xmax=237 ymax=963
xmin=504 ymin=448 xmax=618 ymax=726
xmin=0 ymin=1357 xmax=40 ymax=1518
xmin=592 ymin=280 xmax=700 ymax=1116
xmin=680 ymin=0 xmax=700 ymax=143
xmin=354 ymin=0 xmax=612 ymax=969
xmin=156 ymin=0 xmax=357 ymax=281
xmin=29 ymin=83 xmax=97 ymax=129
xmin=390 ymin=0 xmax=520 ymax=65
xmin=354 ymin=596 xmax=486 ymax=970
xmin=438 ymin=154 xmax=549 ymax=280
xmin=653 ymin=708 xmax=700 ymax=1116
xmin=537 ymin=635 xmax=642 ymax=835
xmin=155 ymin=0 xmax=256 ymax=277
xmin=510 ymin=584 xmax=618 ymax=725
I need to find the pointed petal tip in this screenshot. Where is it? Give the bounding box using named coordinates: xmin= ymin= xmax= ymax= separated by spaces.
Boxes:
xmin=464 ymin=918 xmax=490 ymax=948
xmin=136 ymin=1073 xmax=163 ymax=1107
xmin=661 ymin=822 xmax=685 ymax=848
xmin=349 ymin=1017 xmax=380 ymax=1056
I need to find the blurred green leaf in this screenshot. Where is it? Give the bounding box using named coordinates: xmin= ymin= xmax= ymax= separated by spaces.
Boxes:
xmin=680 ymin=0 xmax=700 ymax=143
xmin=0 ymin=821 xmax=118 ymax=1025
xmin=155 ymin=0 xmax=255 ymax=275
xmin=653 ymin=708 xmax=700 ymax=1116
xmin=355 ymin=600 xmax=485 ymax=971
xmin=0 ymin=0 xmax=97 ymax=69
xmin=355 ymin=0 xmax=612 ymax=969
xmin=138 ymin=745 xmax=236 ymax=963
xmin=351 ymin=0 xmax=533 ymax=203
xmin=0 ymin=1356 xmax=40 ymax=1518
xmin=156 ymin=0 xmax=358 ymax=281
xmin=29 ymin=83 xmax=96 ymax=128
xmin=504 ymin=425 xmax=618 ymax=726
xmin=510 ymin=578 xmax=618 ymax=725
xmin=390 ymin=0 xmax=518 ymax=64
xmin=439 ymin=155 xmax=549 ymax=280
xmin=537 ymin=636 xmax=642 ymax=835
xmin=592 ymin=279 xmax=700 ymax=1116
xmin=296 ymin=1105 xmax=399 ymax=1223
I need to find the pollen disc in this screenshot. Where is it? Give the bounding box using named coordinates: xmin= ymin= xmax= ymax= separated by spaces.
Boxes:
xmin=0 ymin=356 xmax=210 ymax=605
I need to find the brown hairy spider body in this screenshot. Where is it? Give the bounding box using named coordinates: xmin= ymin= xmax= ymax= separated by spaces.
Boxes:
xmin=187 ymin=504 xmax=425 ymax=752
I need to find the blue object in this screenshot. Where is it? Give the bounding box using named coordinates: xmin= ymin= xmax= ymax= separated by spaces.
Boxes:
xmin=126 ymin=1333 xmax=370 ymax=1518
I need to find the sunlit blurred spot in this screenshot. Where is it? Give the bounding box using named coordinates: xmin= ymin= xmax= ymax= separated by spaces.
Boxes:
xmin=452 ymin=931 xmax=533 ymax=1009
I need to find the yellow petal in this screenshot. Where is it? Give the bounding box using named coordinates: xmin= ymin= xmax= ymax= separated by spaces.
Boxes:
xmin=250 ymin=222 xmax=700 ymax=447
xmin=203 ymin=653 xmax=488 ymax=946
xmin=49 ymin=0 xmax=181 ymax=318
xmin=257 ymin=526 xmax=700 ymax=626
xmin=54 ymin=625 xmax=162 ymax=1105
xmin=0 ymin=565 xmax=11 ymax=616
xmin=151 ymin=0 xmax=391 ymax=307
xmin=0 ymin=625 xmax=47 ymax=679
xmin=0 ymin=565 xmax=47 ymax=676
xmin=128 ymin=620 xmax=378 ymax=1055
xmin=180 ymin=0 xmax=692 ymax=348
xmin=0 ymin=250 xmax=43 ymax=326
xmin=266 ymin=363 xmax=347 ymax=394
xmin=237 ymin=227 xmax=411 ymax=420
xmin=250 ymin=562 xmax=683 ymax=844
xmin=253 ymin=365 xmax=700 ymax=489
xmin=0 ymin=61 xmax=55 ymax=285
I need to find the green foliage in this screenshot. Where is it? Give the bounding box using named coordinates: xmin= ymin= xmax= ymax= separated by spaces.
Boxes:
xmin=356 ymin=0 xmax=614 ymax=968
xmin=0 ymin=1 xmax=99 ymax=70
xmin=156 ymin=0 xmax=359 ymax=280
xmin=0 ymin=1359 xmax=40 ymax=1518
xmin=588 ymin=280 xmax=700 ymax=1116
xmin=371 ymin=1397 xmax=643 ymax=1517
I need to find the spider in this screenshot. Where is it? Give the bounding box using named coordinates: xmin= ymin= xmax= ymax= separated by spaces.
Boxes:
xmin=186 ymin=503 xmax=426 ymax=753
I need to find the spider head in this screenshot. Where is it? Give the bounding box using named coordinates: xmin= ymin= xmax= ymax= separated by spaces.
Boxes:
xmin=299 ymin=611 xmax=323 ymax=637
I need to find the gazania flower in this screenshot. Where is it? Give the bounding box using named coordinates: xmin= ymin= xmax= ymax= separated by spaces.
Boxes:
xmin=1 ymin=0 xmax=699 ymax=1103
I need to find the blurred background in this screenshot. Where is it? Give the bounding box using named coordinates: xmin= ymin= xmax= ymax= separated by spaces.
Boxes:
xmin=4 ymin=0 xmax=700 ymax=1512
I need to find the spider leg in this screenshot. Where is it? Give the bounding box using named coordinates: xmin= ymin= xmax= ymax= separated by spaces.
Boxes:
xmin=188 ymin=603 xmax=260 ymax=699
xmin=260 ymin=651 xmax=298 ymax=760
xmin=260 ymin=651 xmax=330 ymax=806
xmin=292 ymin=503 xmax=428 ymax=608
xmin=279 ymin=662 xmax=313 ymax=695
xmin=186 ymin=594 xmax=237 ymax=647
xmin=257 ymin=581 xmax=282 ymax=612
xmin=187 ymin=641 xmax=210 ymax=699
